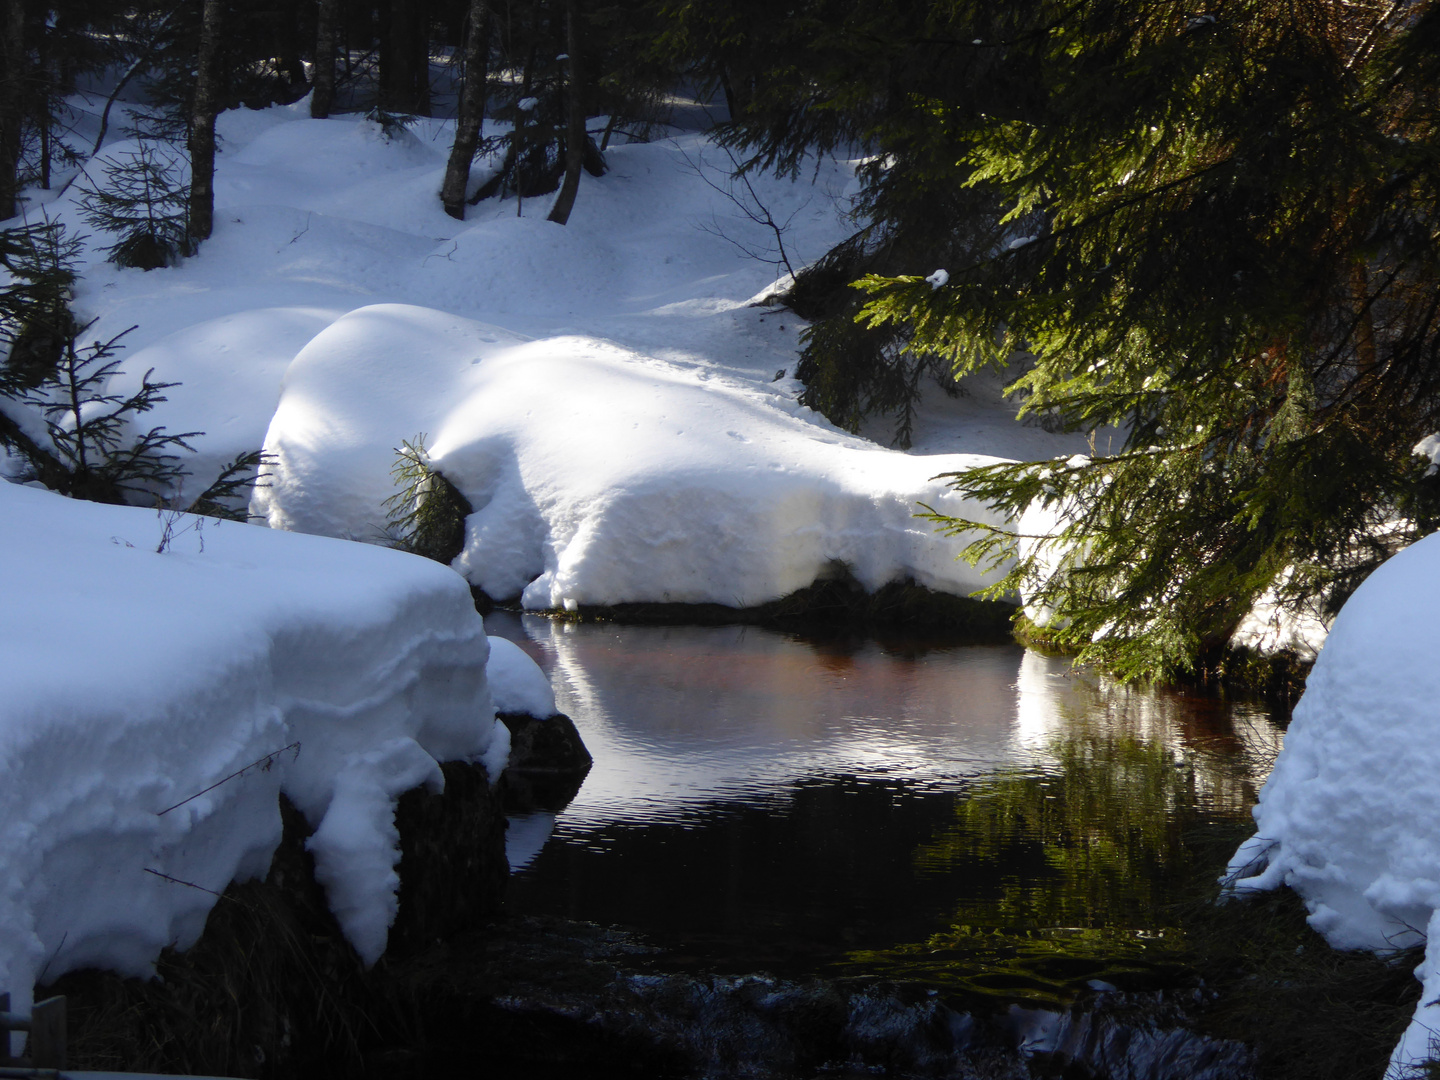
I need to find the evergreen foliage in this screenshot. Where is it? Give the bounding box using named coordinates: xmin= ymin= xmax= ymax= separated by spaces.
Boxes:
xmin=76 ymin=142 xmax=194 ymax=269
xmin=0 ymin=218 xmax=82 ymax=396
xmin=32 ymin=322 xmax=200 ymax=504
xmin=845 ymin=0 xmax=1440 ymax=679
xmin=186 ymin=449 xmax=272 ymax=522
xmin=384 ymin=435 xmax=474 ymax=564
xmin=0 ymin=218 xmax=263 ymax=511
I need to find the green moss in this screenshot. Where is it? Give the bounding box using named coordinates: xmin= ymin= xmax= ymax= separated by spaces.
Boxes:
xmin=524 ymin=569 xmax=1017 ymax=643
xmin=1185 ymin=829 xmax=1422 ymax=1080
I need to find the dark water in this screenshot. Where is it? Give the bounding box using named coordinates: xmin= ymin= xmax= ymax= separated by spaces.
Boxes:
xmin=485 ymin=614 xmax=1283 ymax=1007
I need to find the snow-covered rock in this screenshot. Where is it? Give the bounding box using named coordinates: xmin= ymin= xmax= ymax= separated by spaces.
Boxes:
xmin=1225 ymin=531 xmax=1440 ymax=1077
xmin=250 ymin=303 xmax=1014 ymax=610
xmin=0 ymin=481 xmax=506 ymax=1018
xmin=487 ymin=636 xmax=557 ymax=717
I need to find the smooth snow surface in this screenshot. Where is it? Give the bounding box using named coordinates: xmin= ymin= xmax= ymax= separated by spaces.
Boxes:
xmin=0 ymin=482 xmax=504 ymax=1016
xmin=487 ymin=635 xmax=557 ymax=717
xmin=1225 ymin=532 xmax=1440 ymax=1077
xmin=251 ymin=303 xmax=1014 ymax=608
xmin=15 ymin=99 xmax=1096 ymax=612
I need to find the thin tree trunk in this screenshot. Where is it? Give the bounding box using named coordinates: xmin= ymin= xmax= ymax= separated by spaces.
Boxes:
xmin=36 ymin=19 xmax=50 ymax=189
xmin=718 ymin=66 xmax=738 ymax=121
xmin=383 ymin=0 xmax=431 ymax=115
xmin=377 ymin=0 xmax=394 ymax=106
xmin=440 ymin=0 xmax=490 ymax=219
xmin=312 ymin=0 xmax=338 ymax=117
xmin=187 ymin=0 xmax=223 ymax=245
xmin=1351 ymin=261 xmax=1378 ymax=376
xmin=0 ymin=0 xmax=24 ymax=220
xmin=546 ymin=0 xmax=584 ymax=225
xmin=410 ymin=0 xmax=432 ymax=116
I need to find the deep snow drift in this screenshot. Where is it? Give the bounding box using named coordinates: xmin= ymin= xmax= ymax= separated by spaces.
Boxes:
xmin=0 ymin=481 xmax=506 ymax=1023
xmin=251 ymin=302 xmax=1015 ymax=607
xmin=15 ymin=97 xmax=1090 ymax=613
xmin=1225 ymin=533 xmax=1440 ymax=1077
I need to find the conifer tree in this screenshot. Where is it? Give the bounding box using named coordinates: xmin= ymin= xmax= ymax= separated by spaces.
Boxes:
xmin=77 ymin=142 xmax=193 ymax=269
xmin=851 ymin=0 xmax=1440 ymax=679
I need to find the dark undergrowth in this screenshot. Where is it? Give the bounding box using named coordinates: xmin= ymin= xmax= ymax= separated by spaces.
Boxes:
xmin=1181 ymin=824 xmax=1422 ymax=1080
xmin=486 ymin=569 xmax=1017 ymax=646
xmin=46 ymin=763 xmax=508 ymax=1080
xmin=1013 ymin=612 xmax=1312 ymax=711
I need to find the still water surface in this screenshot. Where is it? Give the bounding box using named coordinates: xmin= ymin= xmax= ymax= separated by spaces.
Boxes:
xmin=485 ymin=614 xmax=1284 ymax=1004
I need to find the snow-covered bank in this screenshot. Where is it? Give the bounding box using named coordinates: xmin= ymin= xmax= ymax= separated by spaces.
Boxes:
xmin=4 ymin=98 xmax=1094 ymax=615
xmin=1225 ymin=532 xmax=1440 ymax=1077
xmin=250 ymin=303 xmax=1015 ymax=608
xmin=0 ymin=482 xmax=506 ymax=1021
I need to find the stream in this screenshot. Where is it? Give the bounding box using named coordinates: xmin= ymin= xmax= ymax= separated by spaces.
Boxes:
xmin=482 ymin=613 xmax=1285 ymax=1077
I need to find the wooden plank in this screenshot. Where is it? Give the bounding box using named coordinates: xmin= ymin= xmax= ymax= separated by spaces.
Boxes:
xmin=29 ymin=997 xmax=64 ymax=1070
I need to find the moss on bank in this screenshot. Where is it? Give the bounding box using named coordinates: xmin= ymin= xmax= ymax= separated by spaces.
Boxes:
xmin=1184 ymin=827 xmax=1422 ymax=1080
xmin=493 ymin=572 xmax=1017 ymax=645
xmin=46 ymin=762 xmax=507 ymax=1079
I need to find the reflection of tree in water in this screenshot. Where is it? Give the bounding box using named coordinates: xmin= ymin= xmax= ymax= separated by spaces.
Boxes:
xmin=920 ymin=735 xmax=1193 ymax=929
xmin=845 ymin=731 xmax=1254 ymax=1005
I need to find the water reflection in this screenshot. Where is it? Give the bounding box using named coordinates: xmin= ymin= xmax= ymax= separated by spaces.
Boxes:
xmin=485 ymin=614 xmax=1283 ymax=995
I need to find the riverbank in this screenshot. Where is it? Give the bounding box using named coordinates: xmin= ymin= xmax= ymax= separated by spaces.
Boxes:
xmin=46 ymin=778 xmax=1410 ymax=1080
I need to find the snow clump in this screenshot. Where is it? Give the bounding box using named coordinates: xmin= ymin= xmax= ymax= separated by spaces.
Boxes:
xmin=251 ymin=303 xmax=1015 ymax=611
xmin=1225 ymin=531 xmax=1440 ymax=1077
xmin=0 ymin=481 xmax=506 ymax=1019
xmin=487 ymin=636 xmax=558 ymax=717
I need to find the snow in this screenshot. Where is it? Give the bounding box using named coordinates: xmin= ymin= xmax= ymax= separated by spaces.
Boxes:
xmin=250 ymin=302 xmax=1016 ymax=608
xmin=1226 ymin=571 xmax=1330 ymax=663
xmin=487 ymin=635 xmax=558 ymax=718
xmin=7 ymin=97 xmax=1096 ymax=613
xmin=1413 ymin=433 xmax=1440 ymax=478
xmin=1225 ymin=531 xmax=1440 ymax=1077
xmin=0 ymin=481 xmax=504 ymax=1019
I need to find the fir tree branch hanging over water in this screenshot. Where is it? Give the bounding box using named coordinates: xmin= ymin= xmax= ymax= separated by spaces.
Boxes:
xmin=850 ymin=0 xmax=1440 ymax=680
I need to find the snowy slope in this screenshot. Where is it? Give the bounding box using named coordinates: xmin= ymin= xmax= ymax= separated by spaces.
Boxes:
xmin=0 ymin=482 xmax=505 ymax=1021
xmin=1225 ymin=532 xmax=1440 ymax=1077
xmin=12 ymin=99 xmax=1093 ymax=612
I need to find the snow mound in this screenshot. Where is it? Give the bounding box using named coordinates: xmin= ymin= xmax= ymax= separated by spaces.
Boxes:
xmin=103 ymin=306 xmax=338 ymax=495
xmin=0 ymin=482 xmax=505 ymax=1017
xmin=487 ymin=636 xmax=557 ymax=717
xmin=412 ymin=216 xmax=624 ymax=316
xmin=1224 ymin=532 xmax=1440 ymax=1077
xmin=229 ymin=115 xmax=442 ymax=180
xmin=250 ymin=303 xmax=1014 ymax=609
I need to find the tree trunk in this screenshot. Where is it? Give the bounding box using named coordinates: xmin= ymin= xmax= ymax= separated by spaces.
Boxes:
xmin=0 ymin=0 xmax=24 ymax=220
xmin=440 ymin=0 xmax=490 ymax=220
xmin=36 ymin=16 xmax=50 ymax=190
xmin=546 ymin=0 xmax=584 ymax=226
xmin=1351 ymin=261 xmax=1378 ymax=376
xmin=312 ymin=0 xmax=338 ymax=118
xmin=187 ymin=0 xmax=223 ymax=245
xmin=381 ymin=0 xmax=431 ymax=115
